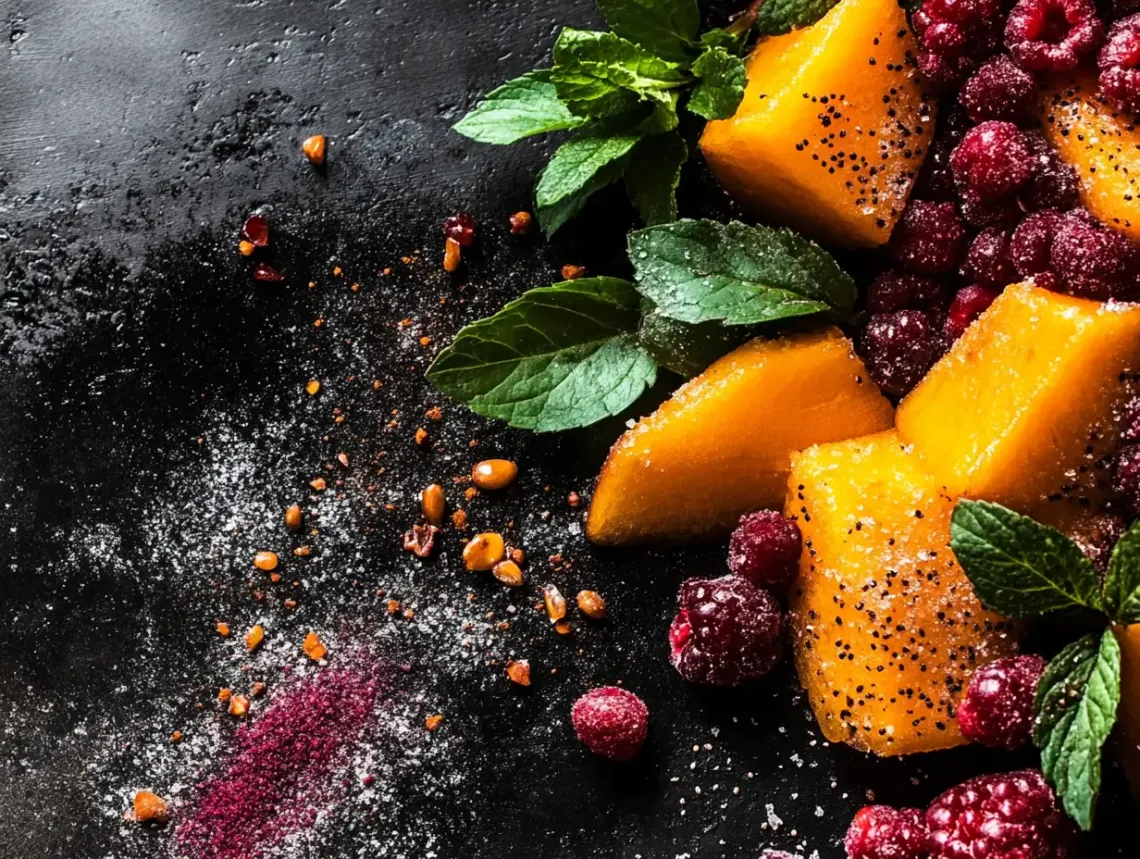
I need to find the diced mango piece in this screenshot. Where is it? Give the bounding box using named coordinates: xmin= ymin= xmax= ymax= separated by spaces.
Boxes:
xmin=897 ymin=283 xmax=1140 ymax=511
xmin=1115 ymin=624 xmax=1140 ymax=801
xmin=786 ymin=431 xmax=1018 ymax=756
xmin=1039 ymin=70 xmax=1140 ymax=243
xmin=699 ymin=0 xmax=935 ymax=248
xmin=586 ymin=328 xmax=894 ymax=545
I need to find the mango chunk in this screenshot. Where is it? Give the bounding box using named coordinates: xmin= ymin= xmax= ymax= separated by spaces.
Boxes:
xmin=1115 ymin=624 xmax=1140 ymax=801
xmin=896 ymin=283 xmax=1140 ymax=511
xmin=1039 ymin=70 xmax=1140 ymax=243
xmin=699 ymin=0 xmax=935 ymax=248
xmin=786 ymin=431 xmax=1018 ymax=756
xmin=586 ymin=328 xmax=894 ymax=545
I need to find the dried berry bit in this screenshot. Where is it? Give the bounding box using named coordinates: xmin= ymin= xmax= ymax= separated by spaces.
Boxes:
xmin=1019 ymin=130 xmax=1080 ymax=212
xmin=728 ymin=510 xmax=802 ymax=589
xmin=561 ymin=264 xmax=586 ymax=280
xmin=238 ymin=240 xmax=255 ymax=256
xmin=492 ymin=559 xmax=524 ymax=587
xmin=425 ymin=714 xmax=444 ymax=731
xmin=506 ymin=659 xmax=531 ymax=686
xmin=859 ymin=310 xmax=944 ymax=397
xmin=571 ymin=686 xmax=649 ymax=762
xmin=414 ymin=427 xmax=429 ymax=446
xmin=302 ymin=631 xmax=327 ymax=662
xmin=1099 ymin=14 xmax=1140 ymax=111
xmin=443 ymin=211 xmax=476 ymax=246
xmin=305 ymin=379 xmax=321 ymax=396
xmin=284 ymin=503 xmax=303 ymax=531
xmin=421 ymin=484 xmax=445 ymax=525
xmin=170 ymin=730 xmax=183 ymax=743
xmin=242 ymin=214 xmax=269 ymax=247
xmin=218 ymin=688 xmax=233 ymax=703
xmin=957 ymin=654 xmax=1046 ymax=750
xmin=253 ymin=551 xmax=279 ymax=572
xmin=250 ymin=681 xmax=266 ymax=698
xmin=576 ymin=590 xmax=606 ymax=619
xmin=961 ymin=228 xmax=1016 ymax=288
xmin=228 ymin=694 xmax=251 ymax=717
xmin=443 ymin=237 xmax=461 ymax=273
xmin=1114 ymin=443 xmax=1140 ymax=514
xmin=889 ymin=201 xmax=966 ymax=274
xmin=309 ymin=477 xmax=327 ymax=492
xmin=944 ymin=285 xmax=1000 ymax=341
xmin=509 ymin=211 xmax=533 ymax=235
xmin=950 ymin=121 xmax=1032 ymax=202
xmin=216 ymin=621 xmax=231 ymax=637
xmin=554 ymin=619 xmax=572 ymax=635
xmin=866 ymin=271 xmax=947 ymax=315
xmin=302 ymin=133 xmax=326 ymax=166
xmin=293 ymin=545 xmax=312 ymax=557
xmin=133 ymin=790 xmax=170 ymax=825
xmin=403 ymin=523 xmax=439 ymax=559
xmin=471 ymin=458 xmax=518 ymax=490
xmin=245 ymin=624 xmax=265 ymax=652
xmin=844 ymin=805 xmax=929 ymax=859
xmin=462 ymin=532 xmax=505 ymax=571
xmin=1051 ymin=208 xmax=1140 ymax=301
xmin=543 ymin=584 xmax=567 ymax=622
xmin=253 ymin=262 xmax=285 ymax=283
xmin=1005 ymin=0 xmax=1104 ymax=73
xmin=960 ymin=55 xmax=1037 ymax=124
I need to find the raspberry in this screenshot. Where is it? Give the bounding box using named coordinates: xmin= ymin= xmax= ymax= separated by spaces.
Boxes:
xmin=668 ymin=576 xmax=783 ymax=686
xmin=916 ymin=107 xmax=973 ymax=202
xmin=960 ymin=56 xmax=1038 ymax=123
xmin=950 ymin=122 xmax=1033 ymax=201
xmin=958 ymin=188 xmax=1025 ymax=230
xmin=944 ymin=285 xmax=1000 ymax=341
xmin=442 ymin=211 xmax=476 ymax=246
xmin=1121 ymin=395 xmax=1140 ymax=442
xmin=1068 ymin=511 xmax=1125 ymax=573
xmin=961 ymin=228 xmax=1017 ymax=287
xmin=957 ymin=655 xmax=1046 ymax=750
xmin=570 ymin=686 xmax=648 ymax=762
xmin=1010 ymin=209 xmax=1064 ymax=290
xmin=728 ymin=510 xmax=802 ymax=589
xmin=914 ymin=0 xmax=1005 ymax=89
xmin=867 ymin=271 xmax=949 ymax=314
xmin=889 ymin=201 xmax=967 ymax=274
xmin=845 ymin=806 xmax=930 ymax=859
xmin=1114 ymin=443 xmax=1140 ymax=514
xmin=1051 ymin=209 xmax=1140 ymax=300
xmin=860 ymin=310 xmax=944 ymax=396
xmin=1005 ymin=0 xmax=1105 ymax=73
xmin=926 ymin=770 xmax=1075 ymax=859
xmin=1019 ymin=131 xmax=1081 ymax=211
xmin=1099 ymin=14 xmax=1140 ymax=112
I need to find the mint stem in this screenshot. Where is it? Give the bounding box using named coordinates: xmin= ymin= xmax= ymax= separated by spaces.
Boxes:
xmin=725 ymin=0 xmax=768 ymax=39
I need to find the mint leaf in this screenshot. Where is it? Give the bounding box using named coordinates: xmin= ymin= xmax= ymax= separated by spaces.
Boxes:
xmin=1102 ymin=521 xmax=1140 ymax=623
xmin=1034 ymin=629 xmax=1122 ymax=831
xmin=623 ymin=131 xmax=687 ymax=226
xmin=687 ymin=47 xmax=747 ymax=120
xmin=627 ymin=219 xmax=856 ymax=326
xmin=949 ymin=500 xmax=1103 ymax=617
xmin=755 ymin=0 xmax=841 ymax=36
xmin=596 ymin=0 xmax=700 ymax=62
xmin=699 ymin=28 xmax=746 ymax=52
xmin=426 ymin=278 xmax=657 ymax=431
xmin=453 ymin=71 xmax=583 ymax=144
xmin=637 ymin=305 xmax=747 ymax=378
xmin=535 ymin=131 xmax=640 ymax=235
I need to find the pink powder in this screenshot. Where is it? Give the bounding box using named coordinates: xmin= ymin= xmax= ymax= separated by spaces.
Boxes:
xmin=176 ymin=665 xmax=380 ymax=859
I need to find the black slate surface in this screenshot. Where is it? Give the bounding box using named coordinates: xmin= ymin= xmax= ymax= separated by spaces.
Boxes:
xmin=0 ymin=1 xmax=1133 ymax=857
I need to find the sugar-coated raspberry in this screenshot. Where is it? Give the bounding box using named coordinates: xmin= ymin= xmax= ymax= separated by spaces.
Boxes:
xmin=867 ymin=271 xmax=949 ymax=314
xmin=442 ymin=211 xmax=476 ymax=246
xmin=860 ymin=310 xmax=944 ymax=397
xmin=1051 ymin=208 xmax=1140 ymax=300
xmin=1121 ymin=395 xmax=1140 ymax=442
xmin=845 ymin=806 xmax=930 ymax=859
xmin=958 ymin=188 xmax=1025 ymax=230
xmin=1099 ymin=14 xmax=1140 ymax=111
xmin=957 ymin=655 xmax=1046 ymax=750
xmin=961 ymin=55 xmax=1038 ymax=123
xmin=926 ymin=770 xmax=1075 ymax=859
xmin=1019 ymin=131 xmax=1081 ymax=211
xmin=944 ymin=285 xmax=1000 ymax=341
xmin=914 ymin=0 xmax=1006 ymax=89
xmin=1010 ymin=209 xmax=1064 ymax=289
xmin=961 ymin=228 xmax=1017 ymax=287
xmin=1114 ymin=443 xmax=1140 ymax=515
xmin=950 ymin=122 xmax=1033 ymax=201
xmin=1068 ymin=511 xmax=1125 ymax=573
xmin=889 ymin=201 xmax=967 ymax=273
xmin=570 ymin=686 xmax=648 ymax=762
xmin=728 ymin=510 xmax=802 ymax=590
xmin=669 ymin=576 xmax=783 ymax=687
xmin=1006 ymin=0 xmax=1105 ymax=73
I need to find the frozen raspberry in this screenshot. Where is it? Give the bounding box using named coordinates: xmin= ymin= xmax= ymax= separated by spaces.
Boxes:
xmin=1099 ymin=14 xmax=1140 ymax=112
xmin=867 ymin=271 xmax=949 ymax=314
xmin=950 ymin=122 xmax=1033 ymax=201
xmin=1010 ymin=209 xmax=1064 ymax=289
xmin=1005 ymin=0 xmax=1105 ymax=73
xmin=889 ymin=201 xmax=967 ymax=274
xmin=914 ymin=0 xmax=1005 ymax=89
xmin=1068 ymin=511 xmax=1126 ymax=573
xmin=944 ymin=285 xmax=1000 ymax=341
xmin=669 ymin=576 xmax=783 ymax=686
xmin=845 ymin=806 xmax=929 ymax=859
xmin=570 ymin=686 xmax=648 ymax=761
xmin=960 ymin=56 xmax=1038 ymax=123
xmin=961 ymin=228 xmax=1017 ymax=287
xmin=926 ymin=770 xmax=1075 ymax=859
xmin=1019 ymin=131 xmax=1081 ymax=211
xmin=1121 ymin=395 xmax=1140 ymax=442
xmin=1114 ymin=443 xmax=1140 ymax=514
xmin=442 ymin=211 xmax=476 ymax=246
xmin=1051 ymin=209 xmax=1140 ymax=300
xmin=957 ymin=655 xmax=1046 ymax=750
xmin=728 ymin=510 xmax=802 ymax=589
xmin=860 ymin=310 xmax=944 ymax=397
xmin=958 ymin=188 xmax=1025 ymax=230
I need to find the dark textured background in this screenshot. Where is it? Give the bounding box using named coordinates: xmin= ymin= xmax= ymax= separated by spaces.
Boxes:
xmin=0 ymin=1 xmax=1132 ymax=857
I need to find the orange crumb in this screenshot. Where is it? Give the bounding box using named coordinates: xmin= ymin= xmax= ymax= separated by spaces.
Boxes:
xmin=302 ymin=134 xmax=326 ymax=165
xmin=239 ymin=240 xmax=255 ymax=256
xmin=244 ymin=624 xmax=264 ymax=652
xmin=333 ymin=266 xmax=343 ymax=276
xmin=228 ymin=694 xmax=250 ymax=717
xmin=133 ymin=791 xmax=169 ymax=825
xmin=170 ymin=730 xmax=183 ymax=743
xmin=310 ymin=477 xmax=327 ymax=491
xmin=250 ymin=681 xmax=266 ymax=697
xmin=561 ymin=264 xmax=586 ymax=280
xmin=302 ymin=631 xmax=327 ymax=661
xmin=414 ymin=427 xmax=428 ymax=445
xmin=217 ymin=688 xmax=232 ymax=703
xmin=305 ymin=379 xmax=321 ymax=396
xmin=506 ymin=659 xmax=531 ymax=686
xmin=424 ymin=406 xmax=442 ymax=421
xmin=425 ymin=714 xmax=444 ymax=731
xmin=216 ymin=621 xmax=231 ymax=637
xmin=443 ymin=237 xmax=461 ymax=272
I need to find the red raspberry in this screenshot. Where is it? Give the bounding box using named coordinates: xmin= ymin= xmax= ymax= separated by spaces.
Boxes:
xmin=860 ymin=310 xmax=944 ymax=397
xmin=950 ymin=122 xmax=1033 ymax=201
xmin=1121 ymin=395 xmax=1140 ymax=442
xmin=926 ymin=770 xmax=1075 ymax=859
xmin=1114 ymin=443 xmax=1140 ymax=514
xmin=957 ymin=655 xmax=1046 ymax=750
xmin=867 ymin=271 xmax=949 ymax=315
xmin=570 ymin=686 xmax=648 ymax=762
xmin=1005 ymin=0 xmax=1105 ymax=73
xmin=944 ymin=285 xmax=1000 ymax=341
xmin=1010 ymin=209 xmax=1064 ymax=290
xmin=1019 ymin=131 xmax=1081 ymax=211
xmin=914 ymin=0 xmax=1005 ymax=89
xmin=890 ymin=201 xmax=967 ymax=274
xmin=1051 ymin=208 xmax=1140 ymax=300
xmin=958 ymin=188 xmax=1025 ymax=230
xmin=960 ymin=56 xmax=1038 ymax=123
xmin=1099 ymin=14 xmax=1140 ymax=112
xmin=845 ymin=806 xmax=930 ymax=859
xmin=668 ymin=576 xmax=783 ymax=686
xmin=1068 ymin=511 xmax=1125 ymax=573
xmin=728 ymin=510 xmax=802 ymax=589
xmin=961 ymin=228 xmax=1017 ymax=288
xmin=442 ymin=211 xmax=476 ymax=246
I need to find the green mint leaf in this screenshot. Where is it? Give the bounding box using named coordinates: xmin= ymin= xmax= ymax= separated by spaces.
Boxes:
xmin=755 ymin=0 xmax=842 ymax=36
xmin=627 ymin=219 xmax=856 ymax=326
xmin=426 ymin=278 xmax=657 ymax=432
xmin=550 ymin=29 xmax=689 ymax=118
xmin=595 ymin=0 xmax=700 ymax=63
xmin=687 ymin=47 xmax=747 ymax=120
xmin=949 ymin=500 xmax=1103 ymax=617
xmin=699 ymin=28 xmax=746 ymax=53
xmin=535 ymin=131 xmax=640 ymax=235
xmin=623 ymin=131 xmax=687 ymax=226
xmin=1034 ymin=629 xmax=1122 ymax=831
xmin=1102 ymin=520 xmax=1140 ymax=623
xmin=637 ymin=305 xmax=747 ymax=378
xmin=452 ymin=70 xmax=583 ymax=144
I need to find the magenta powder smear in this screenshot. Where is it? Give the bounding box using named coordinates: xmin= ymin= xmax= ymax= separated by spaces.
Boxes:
xmin=176 ymin=665 xmax=380 ymax=859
